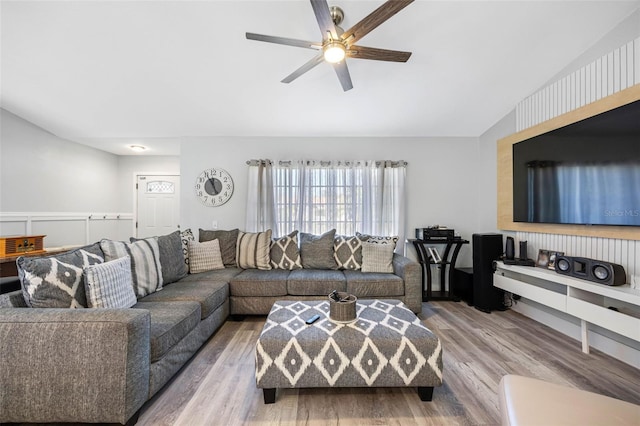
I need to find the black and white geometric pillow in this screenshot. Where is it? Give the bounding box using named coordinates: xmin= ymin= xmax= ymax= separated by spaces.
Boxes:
xmin=270 ymin=231 xmax=302 ymax=270
xmin=180 ymin=228 xmax=195 ymax=266
xmin=356 ymin=232 xmax=399 ymax=249
xmin=18 ymin=242 xmax=105 ymax=308
xmin=334 ymin=235 xmax=369 ymax=270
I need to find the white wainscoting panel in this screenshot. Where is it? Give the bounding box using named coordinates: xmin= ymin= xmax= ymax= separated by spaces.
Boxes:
xmin=0 ymin=212 xmax=134 ymax=248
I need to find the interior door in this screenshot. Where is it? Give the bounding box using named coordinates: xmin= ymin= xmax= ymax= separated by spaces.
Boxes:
xmin=136 ymin=175 xmax=180 ymax=238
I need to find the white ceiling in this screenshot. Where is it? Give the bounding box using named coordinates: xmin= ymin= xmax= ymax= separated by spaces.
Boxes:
xmin=2 ymin=0 xmax=639 ymax=155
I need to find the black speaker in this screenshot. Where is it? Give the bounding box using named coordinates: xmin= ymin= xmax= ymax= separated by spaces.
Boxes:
xmin=472 ymin=233 xmax=505 ymax=312
xmin=519 ymin=241 xmax=528 ymax=260
xmin=505 ymin=237 xmax=515 ymax=260
xmin=555 ymin=256 xmax=626 ymax=286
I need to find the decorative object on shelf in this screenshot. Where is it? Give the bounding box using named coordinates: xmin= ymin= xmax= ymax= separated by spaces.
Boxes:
xmin=428 ymin=247 xmax=442 ymax=263
xmin=246 ymin=0 xmax=414 ymax=92
xmin=0 ymin=235 xmax=46 ymax=257
xmin=547 ymin=251 xmax=564 ymax=270
xmin=195 ymin=168 xmax=234 ymax=207
xmin=536 ymin=249 xmax=550 ymax=267
xmin=555 ymin=256 xmax=626 ymax=286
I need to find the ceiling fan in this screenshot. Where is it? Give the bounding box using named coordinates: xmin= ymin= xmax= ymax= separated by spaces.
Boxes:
xmin=246 ymin=0 xmax=414 ymax=92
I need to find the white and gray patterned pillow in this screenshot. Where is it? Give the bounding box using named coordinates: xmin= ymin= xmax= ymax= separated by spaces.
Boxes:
xmin=236 ymin=230 xmax=272 ymax=270
xmin=18 ymin=242 xmax=105 ymax=308
xmin=180 ymin=228 xmax=195 ymax=266
xmin=356 ymin=232 xmax=399 ymax=249
xmin=270 ymin=231 xmax=302 ymax=270
xmin=361 ymin=242 xmax=395 ymax=273
xmin=84 ymin=256 xmax=137 ymax=309
xmin=188 ymin=239 xmax=225 ymax=274
xmin=100 ymin=238 xmax=163 ymax=298
xmin=300 ymin=229 xmax=337 ymax=269
xmin=334 ymin=235 xmax=369 ymax=270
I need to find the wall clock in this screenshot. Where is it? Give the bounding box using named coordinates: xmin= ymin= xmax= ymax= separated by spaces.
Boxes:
xmin=195 ymin=168 xmax=234 ymax=207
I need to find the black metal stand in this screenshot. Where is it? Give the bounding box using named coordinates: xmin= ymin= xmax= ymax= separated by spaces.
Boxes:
xmin=410 ymin=238 xmax=469 ymax=302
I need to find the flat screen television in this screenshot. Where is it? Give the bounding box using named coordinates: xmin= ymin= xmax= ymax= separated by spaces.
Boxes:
xmin=512 ymin=99 xmax=640 ymax=227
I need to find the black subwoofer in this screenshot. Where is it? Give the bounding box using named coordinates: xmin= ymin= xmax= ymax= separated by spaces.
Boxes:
xmin=555 ymin=256 xmax=626 ymax=286
xmin=472 ymin=233 xmax=505 ymax=313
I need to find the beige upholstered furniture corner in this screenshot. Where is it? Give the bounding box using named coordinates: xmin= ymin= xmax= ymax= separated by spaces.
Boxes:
xmin=498 ymin=375 xmax=640 ymax=426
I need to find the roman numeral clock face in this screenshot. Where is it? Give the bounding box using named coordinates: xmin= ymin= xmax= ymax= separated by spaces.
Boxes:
xmin=195 ymin=168 xmax=234 ymax=207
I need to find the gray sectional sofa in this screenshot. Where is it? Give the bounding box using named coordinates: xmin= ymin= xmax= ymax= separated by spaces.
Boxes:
xmin=0 ymin=229 xmax=421 ymax=425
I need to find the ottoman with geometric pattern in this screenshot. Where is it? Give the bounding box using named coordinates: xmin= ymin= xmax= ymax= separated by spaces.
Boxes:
xmin=255 ymin=299 xmax=443 ymax=403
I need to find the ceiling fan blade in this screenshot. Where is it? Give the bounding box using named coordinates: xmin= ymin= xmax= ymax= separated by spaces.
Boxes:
xmin=246 ymin=33 xmax=321 ymax=50
xmin=341 ymin=0 xmax=414 ymax=45
xmin=331 ymin=61 xmax=353 ymax=92
xmin=310 ymin=0 xmax=338 ymax=41
xmin=347 ymin=45 xmax=411 ymax=62
xmin=281 ymin=53 xmax=325 ymax=84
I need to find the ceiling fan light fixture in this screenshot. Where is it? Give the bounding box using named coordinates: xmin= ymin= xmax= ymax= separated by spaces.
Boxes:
xmin=323 ymin=42 xmax=346 ymax=63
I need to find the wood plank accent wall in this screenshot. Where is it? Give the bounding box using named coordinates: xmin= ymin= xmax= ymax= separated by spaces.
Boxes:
xmin=497 ymin=38 xmax=640 ymax=285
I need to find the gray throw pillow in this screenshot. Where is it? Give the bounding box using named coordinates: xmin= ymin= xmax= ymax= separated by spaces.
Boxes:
xmin=18 ymin=242 xmax=105 ymax=308
xmin=199 ymin=228 xmax=239 ymax=267
xmin=300 ymin=229 xmax=338 ymax=269
xmin=270 ymin=231 xmax=302 ymax=270
xmin=131 ymin=230 xmax=187 ymax=285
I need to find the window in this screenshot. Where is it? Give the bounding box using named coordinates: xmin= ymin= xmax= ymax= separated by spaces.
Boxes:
xmin=246 ymin=159 xmax=406 ymax=243
xmin=273 ymin=163 xmax=368 ymax=235
xmin=146 ymin=181 xmax=175 ymax=194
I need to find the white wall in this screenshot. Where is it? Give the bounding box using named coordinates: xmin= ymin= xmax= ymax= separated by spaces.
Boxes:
xmin=180 ymin=136 xmax=480 ymax=267
xmin=477 ymin=110 xmax=516 ymax=234
xmin=0 ymin=109 xmax=181 ymax=246
xmin=0 ymin=108 xmax=120 ymax=213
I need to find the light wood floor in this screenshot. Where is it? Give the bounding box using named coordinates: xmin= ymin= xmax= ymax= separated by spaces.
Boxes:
xmin=138 ymin=301 xmax=640 ymax=425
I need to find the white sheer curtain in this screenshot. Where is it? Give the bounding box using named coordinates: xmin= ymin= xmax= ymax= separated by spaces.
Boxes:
xmin=245 ymin=159 xmax=276 ymax=232
xmin=246 ymin=159 xmax=407 ymax=245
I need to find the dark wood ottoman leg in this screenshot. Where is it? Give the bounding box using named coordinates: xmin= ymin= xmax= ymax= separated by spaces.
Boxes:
xmin=263 ymin=388 xmax=276 ymax=404
xmin=418 ymin=386 xmax=434 ymax=401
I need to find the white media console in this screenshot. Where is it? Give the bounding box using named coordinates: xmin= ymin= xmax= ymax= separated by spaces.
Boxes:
xmin=494 ymin=262 xmax=640 ymax=354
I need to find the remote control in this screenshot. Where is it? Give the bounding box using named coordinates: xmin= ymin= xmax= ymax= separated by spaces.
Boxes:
xmin=306 ymin=314 xmax=321 ymax=324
